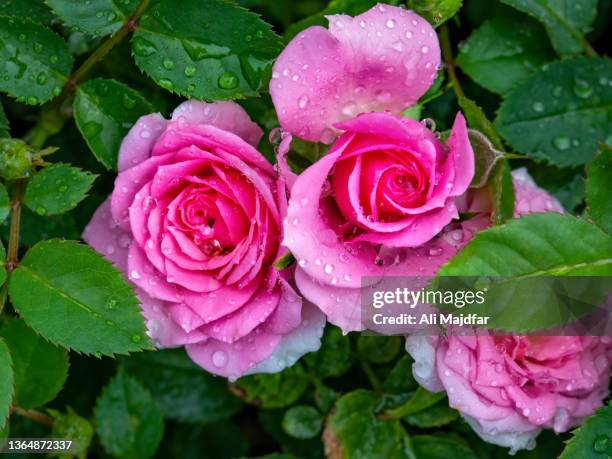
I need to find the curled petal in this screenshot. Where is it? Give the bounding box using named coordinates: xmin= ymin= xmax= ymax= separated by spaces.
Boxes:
xmin=270 ymin=4 xmax=440 ymax=142
xmin=445 ymin=112 xmax=474 ymax=196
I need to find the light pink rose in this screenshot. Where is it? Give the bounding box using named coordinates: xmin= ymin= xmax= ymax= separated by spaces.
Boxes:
xmin=270 ymin=3 xmax=440 ymax=143
xmin=83 ymin=100 xmax=325 ymax=380
xmin=407 ymin=335 xmax=611 ymax=453
xmin=405 ymin=172 xmax=612 ymax=453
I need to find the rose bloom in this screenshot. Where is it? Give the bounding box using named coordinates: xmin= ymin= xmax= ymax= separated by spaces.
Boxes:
xmin=406 ymin=172 xmax=612 ymax=453
xmin=83 ymin=101 xmax=325 ymax=380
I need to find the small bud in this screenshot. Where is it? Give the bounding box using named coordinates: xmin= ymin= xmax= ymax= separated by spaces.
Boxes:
xmin=0 ymin=138 xmax=35 ymax=180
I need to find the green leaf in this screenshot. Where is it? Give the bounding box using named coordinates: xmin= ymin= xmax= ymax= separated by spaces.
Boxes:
xmin=526 ymin=164 xmax=585 ymax=212
xmin=457 ymin=96 xmax=504 ymax=151
xmin=314 ymin=384 xmax=337 ymax=413
xmin=411 ymin=435 xmax=478 ymax=459
xmin=94 ymin=371 xmax=164 ymax=459
xmin=0 ymin=16 xmax=72 ymax=105
xmin=356 ymin=335 xmax=401 ymax=364
xmin=0 ymin=101 xmax=8 ymax=137
xmin=586 ymin=145 xmax=612 ymax=233
xmin=74 ymin=78 xmax=154 ymax=170
xmin=274 ymin=252 xmax=295 ymax=270
xmin=496 ymin=57 xmax=612 ymax=167
xmin=327 ymin=390 xmax=411 ymax=459
xmin=282 ymin=405 xmax=323 ymax=440
xmin=46 ymin=0 xmax=139 ymax=37
xmin=560 ymin=402 xmax=612 ymax=459
xmin=0 ymin=240 xmax=5 ymax=288
xmin=159 ymin=421 xmax=248 ymax=459
xmin=23 ymin=164 xmax=96 ymax=216
xmin=404 ymin=399 xmax=459 ymax=428
xmin=0 ymin=183 xmax=9 ymax=224
xmin=383 ymin=355 xmax=418 ymax=395
xmin=406 ymin=0 xmax=462 ymax=27
xmin=0 ymin=0 xmax=55 ymax=24
xmin=132 ymin=0 xmax=282 ymax=100
xmin=9 ymin=239 xmax=151 ymax=356
xmin=439 ymin=213 xmax=612 ymax=276
xmin=0 ymin=338 xmax=13 ymax=431
xmin=234 ymin=363 xmax=309 ymax=408
xmin=489 ymin=160 xmax=515 ymax=225
xmin=303 ymin=326 xmax=352 ymax=378
xmin=0 ymin=318 xmax=68 ymax=409
xmin=457 ymin=15 xmax=554 ymax=94
xmin=120 ymin=348 xmax=241 ymax=423
xmin=1 ymin=207 xmax=80 ymax=248
xmin=384 ymin=387 xmax=446 ymax=418
xmin=500 ymin=0 xmax=596 ymax=55
xmin=49 ymin=407 xmax=94 ymax=459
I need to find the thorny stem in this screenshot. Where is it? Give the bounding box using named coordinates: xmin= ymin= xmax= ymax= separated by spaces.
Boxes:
xmin=11 ymin=407 xmax=54 ymax=428
xmin=0 ymin=180 xmax=25 ymax=314
xmin=439 ymin=23 xmax=464 ymax=99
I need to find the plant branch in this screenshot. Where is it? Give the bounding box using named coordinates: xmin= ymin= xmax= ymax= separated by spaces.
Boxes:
xmin=439 ymin=23 xmax=464 ymax=99
xmin=23 ymin=0 xmax=151 ymax=150
xmin=359 ymin=361 xmax=383 ymax=394
xmin=11 ymin=406 xmax=54 ymax=427
xmin=0 ymin=180 xmax=25 ymax=314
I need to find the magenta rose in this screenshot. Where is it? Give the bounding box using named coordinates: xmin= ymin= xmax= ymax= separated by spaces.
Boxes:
xmin=407 ymin=335 xmax=612 ymax=453
xmin=83 ymin=100 xmax=324 ymax=379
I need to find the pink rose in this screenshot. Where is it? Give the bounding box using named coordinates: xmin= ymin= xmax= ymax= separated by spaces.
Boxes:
xmin=83 ymin=100 xmax=325 ymax=380
xmin=407 ymin=335 xmax=611 ymax=453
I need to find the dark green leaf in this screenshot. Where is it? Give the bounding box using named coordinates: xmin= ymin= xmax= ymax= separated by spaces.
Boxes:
xmin=0 ymin=0 xmax=54 ymax=23
xmin=0 ymin=102 xmax=8 ymax=137
xmin=132 ymin=0 xmax=282 ymax=100
xmin=489 ymin=160 xmax=515 ymax=224
xmin=0 ymin=338 xmax=13 ymax=431
xmin=9 ymin=239 xmax=151 ymax=356
xmin=560 ymin=402 xmax=612 ymax=459
xmin=274 ymin=252 xmax=295 ymax=270
xmin=586 ymin=145 xmax=612 ymax=233
xmin=1 ymin=208 xmax=80 ymax=248
xmin=0 ymin=16 xmax=72 ymax=105
xmin=303 ymin=326 xmax=352 ymax=378
xmin=406 ymin=0 xmax=462 ymax=27
xmin=457 ymin=96 xmax=504 ymax=150
xmin=383 ymin=355 xmax=418 ymax=394
xmin=94 ymin=371 xmax=164 ymax=459
xmin=314 ymin=384 xmax=337 ymax=413
xmin=439 ymin=213 xmax=612 ymax=276
xmin=120 ymin=348 xmax=241 ymax=423
xmin=356 ymin=335 xmax=401 ymax=364
xmin=411 ymin=434 xmax=478 ymax=459
xmin=404 ymin=399 xmax=459 ymax=428
xmin=73 ymin=78 xmax=154 ymax=170
xmin=328 ymin=390 xmax=411 ymax=459
xmin=282 ymin=405 xmax=323 ymax=439
xmin=526 ymin=164 xmax=585 ymax=212
xmin=457 ymin=16 xmax=554 ymax=94
xmin=0 ymin=240 xmax=5 ymax=288
xmin=49 ymin=407 xmax=94 ymax=459
xmin=496 ymin=57 xmax=612 ymax=167
xmin=384 ymin=387 xmax=446 ymax=418
xmin=259 ymin=409 xmax=324 ymax=458
xmin=159 ymin=421 xmax=248 ymax=459
xmin=234 ymin=363 xmax=309 ymax=408
xmin=0 ymin=318 xmax=68 ymax=409
xmin=500 ymin=0 xmax=596 ymax=55
xmin=46 ymin=0 xmax=139 ymax=37
xmin=0 ymin=183 xmax=9 ymax=224
xmin=23 ymin=164 xmax=96 ymax=216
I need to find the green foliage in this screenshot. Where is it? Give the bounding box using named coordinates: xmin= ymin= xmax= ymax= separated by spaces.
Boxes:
xmin=73 ymin=78 xmax=154 ymax=170
xmin=46 ymin=0 xmax=139 ymax=37
xmin=24 ymin=163 xmax=96 ymax=216
xmin=0 ymin=183 xmax=9 ymax=223
xmin=282 ymin=405 xmax=323 ymax=439
xmin=94 ymin=371 xmax=164 ymax=459
xmin=356 ymin=335 xmax=401 ymax=364
xmin=403 ymin=399 xmax=459 ymax=428
xmin=0 ymin=16 xmax=72 ymax=105
xmin=586 ymin=145 xmax=612 ymax=233
xmin=406 ymin=0 xmax=462 ymax=26
xmin=328 ymin=390 xmax=411 ymax=459
xmin=496 ymin=57 xmax=612 ymax=167
xmin=234 ymin=363 xmax=309 ymax=408
xmin=457 ymin=15 xmax=554 ymax=94
xmin=411 ymin=435 xmax=478 ymax=459
xmin=0 ymin=338 xmax=13 ymax=431
xmin=120 ymin=348 xmax=242 ymax=423
xmin=560 ymin=402 xmax=612 ymax=458
xmin=466 ymin=130 xmax=503 ymax=188
xmin=0 ymin=318 xmax=68 ymax=409
xmin=49 ymin=407 xmax=94 ymax=459
xmin=132 ymin=0 xmax=282 ymax=100
xmin=384 ymin=387 xmax=446 ymax=418
xmin=304 ymin=326 xmax=352 ymax=378
xmin=501 ymin=0 xmax=597 ymax=55
xmin=0 ymin=0 xmax=55 ymax=23
xmin=9 ymin=240 xmax=151 ymax=356
xmin=439 ymin=213 xmax=612 ymax=276
xmin=0 ymin=102 xmax=8 ymax=138
xmin=0 ymin=241 xmax=5 ymax=288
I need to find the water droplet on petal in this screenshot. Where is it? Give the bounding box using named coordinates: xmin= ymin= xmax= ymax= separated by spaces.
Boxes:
xmin=212 ymin=350 xmax=228 ymax=367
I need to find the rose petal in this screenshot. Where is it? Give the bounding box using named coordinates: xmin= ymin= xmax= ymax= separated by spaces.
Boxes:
xmin=445 ymin=112 xmax=474 ymax=196
xmin=117 ymin=114 xmax=168 ymax=172
xmin=270 ymin=4 xmax=440 ymax=142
